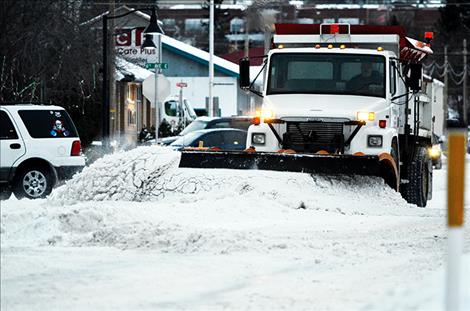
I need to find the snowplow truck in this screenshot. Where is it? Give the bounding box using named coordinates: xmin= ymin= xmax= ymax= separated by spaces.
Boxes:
xmin=180 ymin=24 xmax=437 ymax=207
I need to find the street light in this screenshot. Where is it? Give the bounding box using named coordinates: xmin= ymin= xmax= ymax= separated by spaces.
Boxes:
xmin=142 ymin=7 xmax=164 ymax=144
xmin=101 ymin=6 xmax=161 ymax=150
xmin=141 ymin=34 xmax=157 ymax=50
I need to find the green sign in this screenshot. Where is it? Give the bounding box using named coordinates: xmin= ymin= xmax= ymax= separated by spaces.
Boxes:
xmin=145 ymin=63 xmax=168 ymax=70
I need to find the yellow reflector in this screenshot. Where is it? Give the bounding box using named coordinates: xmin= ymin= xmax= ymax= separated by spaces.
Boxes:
xmin=377 ymin=46 xmax=384 ymax=51
xmin=198 ymin=140 xmax=204 ymax=148
xmin=278 ymin=44 xmax=284 ymax=49
xmin=327 ymin=44 xmax=333 ymax=49
xmin=340 ymin=44 xmax=346 ymax=49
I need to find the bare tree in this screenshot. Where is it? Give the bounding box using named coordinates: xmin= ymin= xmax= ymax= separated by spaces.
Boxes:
xmin=0 ymin=0 xmax=103 ymax=144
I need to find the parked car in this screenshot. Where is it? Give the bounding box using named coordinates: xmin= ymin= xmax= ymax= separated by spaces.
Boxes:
xmin=0 ymin=104 xmax=85 ymax=200
xmin=160 ymin=116 xmax=252 ymax=145
xmin=170 ymin=128 xmax=247 ymax=151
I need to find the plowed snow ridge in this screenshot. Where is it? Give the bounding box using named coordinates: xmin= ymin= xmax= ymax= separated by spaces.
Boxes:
xmin=50 ymin=146 xmax=406 ymax=207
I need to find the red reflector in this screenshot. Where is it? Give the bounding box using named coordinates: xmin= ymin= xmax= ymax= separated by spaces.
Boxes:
xmin=252 ymin=116 xmax=260 ymax=125
xmin=379 ymin=120 xmax=387 ymax=128
xmin=71 ymin=140 xmax=81 ymax=156
xmin=330 ymin=24 xmax=339 ymax=34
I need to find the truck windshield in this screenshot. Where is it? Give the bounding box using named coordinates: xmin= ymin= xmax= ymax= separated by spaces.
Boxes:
xmin=267 ymin=53 xmax=386 ymax=98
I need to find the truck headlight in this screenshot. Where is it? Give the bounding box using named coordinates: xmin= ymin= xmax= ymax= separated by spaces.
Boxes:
xmin=367 ymin=135 xmax=383 ymax=147
xmin=252 ymin=133 xmax=266 ymax=145
xmin=357 ymin=111 xmax=375 ymax=121
xmin=255 ymin=109 xmax=274 ymax=119
xmin=428 ymin=145 xmax=441 ymax=159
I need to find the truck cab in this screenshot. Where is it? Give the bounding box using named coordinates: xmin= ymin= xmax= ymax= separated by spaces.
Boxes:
xmin=239 ymin=23 xmax=435 ymax=207
xmin=162 ymin=95 xmax=197 ymax=132
xmin=247 ymin=47 xmax=404 ymax=159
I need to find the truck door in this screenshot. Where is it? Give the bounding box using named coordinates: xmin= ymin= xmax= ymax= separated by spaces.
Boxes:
xmin=390 ymin=60 xmax=400 ymax=128
xmin=0 ymin=110 xmax=26 ymax=181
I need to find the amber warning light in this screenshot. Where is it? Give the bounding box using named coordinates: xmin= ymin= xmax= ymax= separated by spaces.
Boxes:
xmin=424 ymin=32 xmax=433 ymax=45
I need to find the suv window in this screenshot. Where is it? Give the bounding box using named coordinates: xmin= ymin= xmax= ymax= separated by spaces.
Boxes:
xmin=18 ymin=110 xmax=78 ymax=138
xmin=0 ymin=111 xmax=19 ymax=140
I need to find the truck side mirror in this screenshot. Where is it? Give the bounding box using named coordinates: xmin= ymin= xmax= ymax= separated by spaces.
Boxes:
xmin=406 ymin=63 xmax=422 ymax=92
xmin=239 ymin=58 xmax=250 ymax=90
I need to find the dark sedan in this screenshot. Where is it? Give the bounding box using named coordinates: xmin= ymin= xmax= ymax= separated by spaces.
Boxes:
xmin=170 ymin=128 xmax=247 ymax=151
xmin=160 ymin=116 xmax=252 ymax=145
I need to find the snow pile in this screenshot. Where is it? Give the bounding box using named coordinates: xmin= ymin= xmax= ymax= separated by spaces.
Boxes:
xmin=50 ymin=146 xmax=181 ymax=203
xmin=51 ymin=146 xmax=409 ymax=212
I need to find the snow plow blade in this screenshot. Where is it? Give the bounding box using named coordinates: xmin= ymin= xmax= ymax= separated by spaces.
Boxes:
xmin=179 ymin=151 xmax=398 ymax=190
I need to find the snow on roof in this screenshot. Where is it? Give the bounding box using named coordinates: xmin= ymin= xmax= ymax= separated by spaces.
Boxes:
xmin=81 ymin=5 xmax=162 ymax=27
xmin=225 ymin=33 xmax=265 ymax=42
xmin=116 ymin=57 xmax=153 ymax=82
xmin=161 ymin=34 xmax=239 ymax=77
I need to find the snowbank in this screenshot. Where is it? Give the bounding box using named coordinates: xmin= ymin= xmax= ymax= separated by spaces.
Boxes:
xmin=51 ymin=146 xmax=409 ymax=210
xmin=3 ymin=147 xmax=467 ymax=310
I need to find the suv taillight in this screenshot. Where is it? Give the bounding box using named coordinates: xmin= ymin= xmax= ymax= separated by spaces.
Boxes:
xmin=71 ymin=140 xmax=81 ymax=156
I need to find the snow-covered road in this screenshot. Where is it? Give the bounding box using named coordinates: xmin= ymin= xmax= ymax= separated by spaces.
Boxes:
xmin=1 ymin=147 xmax=469 ymax=310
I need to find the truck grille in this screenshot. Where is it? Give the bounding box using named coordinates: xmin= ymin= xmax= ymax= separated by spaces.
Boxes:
xmin=284 ymin=122 xmax=344 ymax=153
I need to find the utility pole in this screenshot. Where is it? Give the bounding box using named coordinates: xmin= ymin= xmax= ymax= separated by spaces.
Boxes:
xmin=154 ymin=33 xmax=161 ymax=143
xmin=463 ymin=39 xmax=468 ymax=126
xmin=208 ymin=0 xmax=214 ymax=117
xmin=244 ymin=19 xmax=250 ymax=58
xmin=444 ymin=45 xmax=449 ymax=130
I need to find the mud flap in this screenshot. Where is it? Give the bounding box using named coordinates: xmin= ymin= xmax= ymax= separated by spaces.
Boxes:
xmin=179 ymin=151 xmax=399 ymax=190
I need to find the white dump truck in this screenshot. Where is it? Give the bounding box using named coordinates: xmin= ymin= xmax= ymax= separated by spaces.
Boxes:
xmin=180 ymin=24 xmax=438 ymax=207
xmin=161 ymin=95 xmax=197 ymax=132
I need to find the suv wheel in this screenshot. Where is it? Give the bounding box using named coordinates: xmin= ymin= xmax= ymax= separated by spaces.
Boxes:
xmin=0 ymin=186 xmax=12 ymax=201
xmin=14 ymin=166 xmax=54 ymax=199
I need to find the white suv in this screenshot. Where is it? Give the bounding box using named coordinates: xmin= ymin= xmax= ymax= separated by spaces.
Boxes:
xmin=0 ymin=104 xmax=85 ymax=199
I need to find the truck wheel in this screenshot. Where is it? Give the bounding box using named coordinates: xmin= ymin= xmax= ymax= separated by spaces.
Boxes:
xmin=401 ymin=147 xmax=431 ymax=207
xmin=13 ymin=166 xmax=54 ymax=199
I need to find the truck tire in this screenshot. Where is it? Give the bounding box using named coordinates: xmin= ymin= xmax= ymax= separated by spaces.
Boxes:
xmin=401 ymin=147 xmax=431 ymax=207
xmin=13 ymin=166 xmax=54 ymax=199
